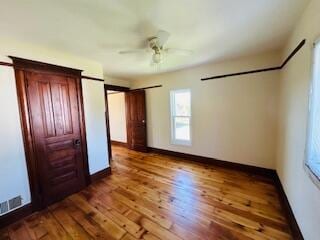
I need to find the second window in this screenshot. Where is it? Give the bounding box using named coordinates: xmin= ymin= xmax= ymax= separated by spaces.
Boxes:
xmin=170 ymin=89 xmax=192 ymax=146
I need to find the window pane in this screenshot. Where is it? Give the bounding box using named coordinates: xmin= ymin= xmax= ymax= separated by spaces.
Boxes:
xmin=308 ymin=42 xmax=320 ymax=165
xmin=174 ymin=117 xmax=190 ymax=141
xmin=170 ymin=89 xmax=192 ymax=145
xmin=306 ymin=41 xmax=320 ymax=185
xmin=174 ymin=91 xmax=191 ymax=116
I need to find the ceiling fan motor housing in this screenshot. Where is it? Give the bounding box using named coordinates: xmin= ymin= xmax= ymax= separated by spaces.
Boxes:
xmin=148 ymin=37 xmax=161 ymax=53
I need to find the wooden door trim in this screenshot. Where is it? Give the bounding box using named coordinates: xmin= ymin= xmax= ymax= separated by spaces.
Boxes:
xmin=104 ymin=84 xmax=112 ymax=162
xmin=76 ymin=76 xmax=91 ymax=186
xmin=105 ymin=84 xmax=130 ymax=92
xmin=10 ymin=56 xmax=83 ymax=77
xmin=104 ymin=84 xmax=129 ymax=161
xmin=11 ymin=57 xmax=90 ymax=211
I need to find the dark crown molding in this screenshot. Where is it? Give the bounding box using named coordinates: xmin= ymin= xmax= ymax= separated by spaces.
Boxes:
xmin=201 ymin=39 xmax=306 ymax=81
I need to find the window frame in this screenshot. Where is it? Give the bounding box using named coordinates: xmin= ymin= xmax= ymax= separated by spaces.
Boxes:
xmin=170 ymin=89 xmax=192 ymax=146
xmin=305 ymin=37 xmax=320 ymax=188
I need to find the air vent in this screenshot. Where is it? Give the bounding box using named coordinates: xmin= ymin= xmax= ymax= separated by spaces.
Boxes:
xmin=9 ymin=196 xmax=22 ymax=210
xmin=0 ymin=201 xmax=9 ymax=215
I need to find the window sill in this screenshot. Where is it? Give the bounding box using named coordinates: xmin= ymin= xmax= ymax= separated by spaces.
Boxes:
xmin=171 ymin=140 xmax=192 ymax=147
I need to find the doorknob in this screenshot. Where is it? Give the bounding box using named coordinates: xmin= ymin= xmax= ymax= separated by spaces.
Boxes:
xmin=74 ymin=139 xmax=81 ymax=147
xmin=142 ymin=120 xmax=145 ymax=123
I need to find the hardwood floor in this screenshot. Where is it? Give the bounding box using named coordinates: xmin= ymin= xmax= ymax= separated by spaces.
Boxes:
xmin=1 ymin=145 xmax=292 ymax=240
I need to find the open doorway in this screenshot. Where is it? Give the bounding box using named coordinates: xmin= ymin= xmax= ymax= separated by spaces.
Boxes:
xmin=104 ymin=84 xmax=129 ymax=161
xmin=104 ymin=85 xmax=147 ymax=162
xmin=108 ymin=90 xmax=128 ymax=147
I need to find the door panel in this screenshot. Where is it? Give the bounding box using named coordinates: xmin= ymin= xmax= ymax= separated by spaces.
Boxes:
xmin=26 ymin=72 xmax=86 ymax=206
xmin=125 ymin=90 xmax=147 ymax=152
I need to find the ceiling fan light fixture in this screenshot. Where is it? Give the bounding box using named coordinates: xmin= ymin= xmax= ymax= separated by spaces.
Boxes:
xmin=152 ymin=52 xmax=162 ymax=63
xmin=119 ymin=29 xmax=191 ymax=66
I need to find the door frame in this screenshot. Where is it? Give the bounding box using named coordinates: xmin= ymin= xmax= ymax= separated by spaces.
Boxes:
xmin=104 ymin=84 xmax=129 ymax=161
xmin=11 ymin=57 xmax=90 ymax=211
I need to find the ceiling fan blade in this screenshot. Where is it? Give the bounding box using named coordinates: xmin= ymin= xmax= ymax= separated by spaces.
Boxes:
xmin=119 ymin=49 xmax=146 ymax=54
xmin=156 ymin=30 xmax=170 ymax=47
xmin=164 ymin=48 xmax=193 ymax=56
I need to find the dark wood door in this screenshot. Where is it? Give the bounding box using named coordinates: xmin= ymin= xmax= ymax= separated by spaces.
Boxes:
xmin=26 ymin=71 xmax=87 ymax=206
xmin=125 ymin=90 xmax=147 ymax=152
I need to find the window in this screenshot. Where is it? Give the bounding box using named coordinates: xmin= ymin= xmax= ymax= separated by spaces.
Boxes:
xmin=306 ymin=39 xmax=320 ymax=184
xmin=170 ymin=89 xmax=191 ymax=145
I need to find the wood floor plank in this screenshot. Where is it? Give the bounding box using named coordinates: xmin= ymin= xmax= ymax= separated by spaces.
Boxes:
xmin=140 ymin=218 xmax=182 ymax=240
xmin=0 ymin=145 xmax=293 ymax=240
xmin=7 ymin=222 xmax=33 ymax=240
xmin=24 ymin=213 xmax=49 ymax=240
xmin=49 ymin=202 xmax=93 ymax=240
xmin=113 ymin=169 xmax=289 ymax=233
xmin=121 ymin=233 xmax=139 ymax=240
xmin=110 ymin=190 xmax=173 ymax=230
xmin=63 ymin=199 xmax=117 ymax=240
xmin=103 ymin=179 xmax=248 ymax=240
xmin=115 ymin=156 xmax=280 ymax=208
xmin=114 ymin=157 xmax=286 ymax=224
xmin=0 ymin=228 xmax=10 ymax=240
xmin=142 ymin=232 xmax=161 ymax=240
xmin=68 ymin=195 xmax=126 ymax=239
xmin=83 ymin=192 xmax=145 ymax=238
xmin=39 ymin=210 xmax=72 ymax=240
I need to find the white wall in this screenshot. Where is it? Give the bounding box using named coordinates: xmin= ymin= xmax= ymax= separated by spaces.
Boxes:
xmin=0 ymin=59 xmax=31 ymax=209
xmin=131 ymin=51 xmax=280 ymax=169
xmin=0 ymin=40 xmax=108 ymax=213
xmin=108 ymin=93 xmax=127 ymax=143
xmin=105 ymin=75 xmax=131 ymax=88
xmin=276 ymin=0 xmax=320 ymax=239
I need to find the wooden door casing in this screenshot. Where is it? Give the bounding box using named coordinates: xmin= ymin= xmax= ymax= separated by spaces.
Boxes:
xmin=125 ymin=90 xmax=147 ymax=152
xmin=12 ymin=57 xmax=90 ymax=210
xmin=104 ymin=84 xmax=130 ymax=161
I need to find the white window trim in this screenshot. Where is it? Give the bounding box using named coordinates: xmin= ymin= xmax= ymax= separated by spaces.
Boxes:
xmin=304 ymin=36 xmax=320 ymax=189
xmin=170 ymin=89 xmax=192 ymax=146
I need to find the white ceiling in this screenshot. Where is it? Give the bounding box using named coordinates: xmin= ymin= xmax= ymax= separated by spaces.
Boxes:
xmin=0 ymin=0 xmax=309 ymax=79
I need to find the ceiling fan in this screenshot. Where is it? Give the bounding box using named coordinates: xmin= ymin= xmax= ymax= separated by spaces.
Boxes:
xmin=119 ymin=30 xmax=192 ymax=64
